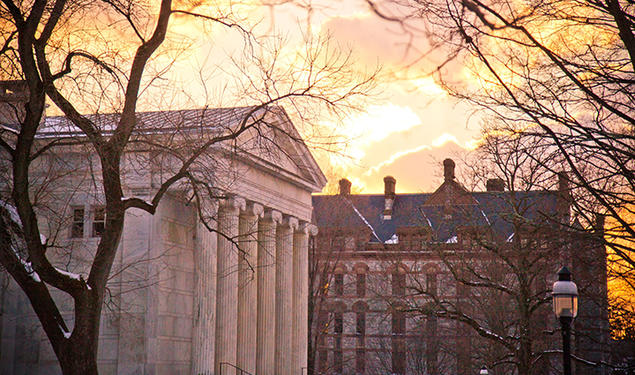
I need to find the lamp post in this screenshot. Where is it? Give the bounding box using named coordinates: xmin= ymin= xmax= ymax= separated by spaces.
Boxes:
xmin=480 ymin=365 xmax=489 ymax=375
xmin=552 ymin=266 xmax=578 ymax=375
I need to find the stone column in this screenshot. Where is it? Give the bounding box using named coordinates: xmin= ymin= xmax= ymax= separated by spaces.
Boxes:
xmin=275 ymin=216 xmax=299 ymax=375
xmin=292 ymin=223 xmax=318 ymax=375
xmin=214 ymin=197 xmax=245 ymax=375
xmin=236 ymin=202 xmax=263 ymax=374
xmin=256 ymin=209 xmax=281 ymax=375
xmin=192 ymin=219 xmax=217 ymax=375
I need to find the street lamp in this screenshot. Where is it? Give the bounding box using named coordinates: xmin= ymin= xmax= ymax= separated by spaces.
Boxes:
xmin=480 ymin=365 xmax=489 ymax=375
xmin=552 ymin=266 xmax=578 ymax=375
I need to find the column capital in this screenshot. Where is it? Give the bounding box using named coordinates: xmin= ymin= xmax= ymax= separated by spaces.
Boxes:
xmin=297 ymin=222 xmax=318 ymax=236
xmin=279 ymin=216 xmax=299 ymax=231
xmin=241 ymin=202 xmax=264 ymax=218
xmin=219 ymin=195 xmax=247 ymax=213
xmin=262 ymin=209 xmax=282 ymax=224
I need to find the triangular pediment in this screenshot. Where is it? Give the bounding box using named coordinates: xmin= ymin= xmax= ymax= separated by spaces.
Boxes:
xmin=233 ymin=106 xmax=327 ymax=192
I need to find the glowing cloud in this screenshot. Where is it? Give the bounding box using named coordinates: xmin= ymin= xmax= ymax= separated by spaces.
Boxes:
xmin=338 ymin=103 xmax=422 ymax=149
xmin=410 ymin=77 xmax=447 ymax=96
xmin=364 ymin=143 xmax=433 ymax=176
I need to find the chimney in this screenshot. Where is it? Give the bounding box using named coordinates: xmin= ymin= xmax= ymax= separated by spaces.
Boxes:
xmin=338 ymin=178 xmax=351 ymax=195
xmin=443 ymin=158 xmax=455 ymax=182
xmin=384 ymin=176 xmax=396 ymax=197
xmin=383 ymin=176 xmax=396 ymax=220
xmin=486 ymin=178 xmax=505 ymax=192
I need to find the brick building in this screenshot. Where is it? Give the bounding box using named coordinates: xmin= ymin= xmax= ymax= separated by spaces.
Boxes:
xmin=310 ymin=159 xmax=609 ymax=375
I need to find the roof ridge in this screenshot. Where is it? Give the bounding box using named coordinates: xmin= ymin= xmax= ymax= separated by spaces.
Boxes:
xmin=45 ymin=105 xmax=259 ymax=119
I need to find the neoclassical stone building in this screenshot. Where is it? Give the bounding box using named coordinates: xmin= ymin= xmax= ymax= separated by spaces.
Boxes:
xmin=310 ymin=160 xmax=609 ymax=375
xmin=1 ymin=83 xmax=325 ymax=375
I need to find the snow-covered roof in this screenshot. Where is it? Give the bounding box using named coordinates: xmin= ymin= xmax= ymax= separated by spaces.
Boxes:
xmin=37 ymin=106 xmax=262 ymax=138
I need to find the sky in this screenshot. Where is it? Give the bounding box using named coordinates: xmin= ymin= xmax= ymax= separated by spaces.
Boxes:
xmin=45 ymin=0 xmax=484 ymax=194
xmin=261 ymin=1 xmax=483 ymax=194
xmin=144 ymin=0 xmax=486 ymax=194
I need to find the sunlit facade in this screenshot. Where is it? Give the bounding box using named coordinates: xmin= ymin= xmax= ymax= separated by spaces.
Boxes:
xmin=0 ymin=82 xmax=326 ymax=375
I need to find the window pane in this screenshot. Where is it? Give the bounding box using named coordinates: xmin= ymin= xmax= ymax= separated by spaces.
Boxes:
xmin=357 ymin=274 xmax=366 ymax=297
xmin=356 ymin=313 xmax=365 ymax=335
xmin=94 ymin=207 xmax=105 ymax=221
xmin=335 ymin=314 xmax=343 ymax=334
xmin=356 ymin=348 xmax=365 ymax=374
xmin=71 ymin=208 xmax=84 ymax=238
xmin=334 ymin=274 xmax=344 ymax=296
xmin=92 ymin=206 xmax=105 ymax=237
xmin=392 ymin=273 xmax=405 ymax=296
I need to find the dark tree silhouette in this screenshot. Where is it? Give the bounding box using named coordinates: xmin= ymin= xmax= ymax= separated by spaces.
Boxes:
xmin=0 ymin=1 xmax=376 ymax=374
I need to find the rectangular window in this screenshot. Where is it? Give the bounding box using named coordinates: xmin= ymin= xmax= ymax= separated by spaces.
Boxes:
xmin=334 ymin=327 xmax=343 ymax=374
xmin=318 ymin=349 xmax=328 ymax=373
xmin=392 ymin=339 xmax=406 ymax=375
xmin=356 ymin=348 xmax=366 ymax=374
xmin=71 ymin=207 xmax=84 ymax=238
xmin=334 ymin=274 xmax=344 ymax=296
xmin=92 ymin=206 xmax=105 ymax=237
xmin=334 ymin=314 xmax=343 ymax=334
xmin=318 ymin=311 xmax=329 ymax=335
xmin=356 ymin=274 xmax=366 ymax=297
xmin=425 ymin=315 xmax=438 ymax=372
xmin=356 ymin=313 xmax=365 ymax=335
xmin=334 ymin=349 xmax=343 ymax=374
xmin=392 ymin=310 xmax=405 ymax=335
xmin=426 ymin=273 xmax=438 ymax=296
xmin=392 ymin=273 xmax=405 ymax=296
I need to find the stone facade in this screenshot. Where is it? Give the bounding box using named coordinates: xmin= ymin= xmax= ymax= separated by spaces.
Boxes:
xmin=310 ymin=160 xmax=609 ymax=375
xmin=0 ymin=102 xmax=325 ymax=375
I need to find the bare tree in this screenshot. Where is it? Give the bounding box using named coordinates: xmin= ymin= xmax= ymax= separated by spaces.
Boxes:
xmin=308 ymin=188 xmax=364 ymax=375
xmin=0 ymin=1 xmax=376 ymax=374
xmin=399 ymin=139 xmax=611 ymax=375
xmin=363 ymin=0 xmax=634 ymax=307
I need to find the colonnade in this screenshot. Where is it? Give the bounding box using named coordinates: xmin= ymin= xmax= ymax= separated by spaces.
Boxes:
xmin=192 ymin=196 xmax=317 ymax=375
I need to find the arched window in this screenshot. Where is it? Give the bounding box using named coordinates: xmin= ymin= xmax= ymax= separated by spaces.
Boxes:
xmin=353 ymin=263 xmax=369 ymax=298
xmin=422 ymin=263 xmax=440 ymax=297
xmin=332 ymin=265 xmax=347 ymax=297
xmin=334 ymin=274 xmax=344 ymax=296
xmin=390 ymin=263 xmax=408 ymax=296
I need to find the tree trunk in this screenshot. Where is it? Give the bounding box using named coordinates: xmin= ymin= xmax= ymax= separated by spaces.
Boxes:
xmin=58 ymin=340 xmax=99 ymax=375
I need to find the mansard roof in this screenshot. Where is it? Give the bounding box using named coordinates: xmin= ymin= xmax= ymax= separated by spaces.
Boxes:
xmin=312 ymin=186 xmax=561 ymax=244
